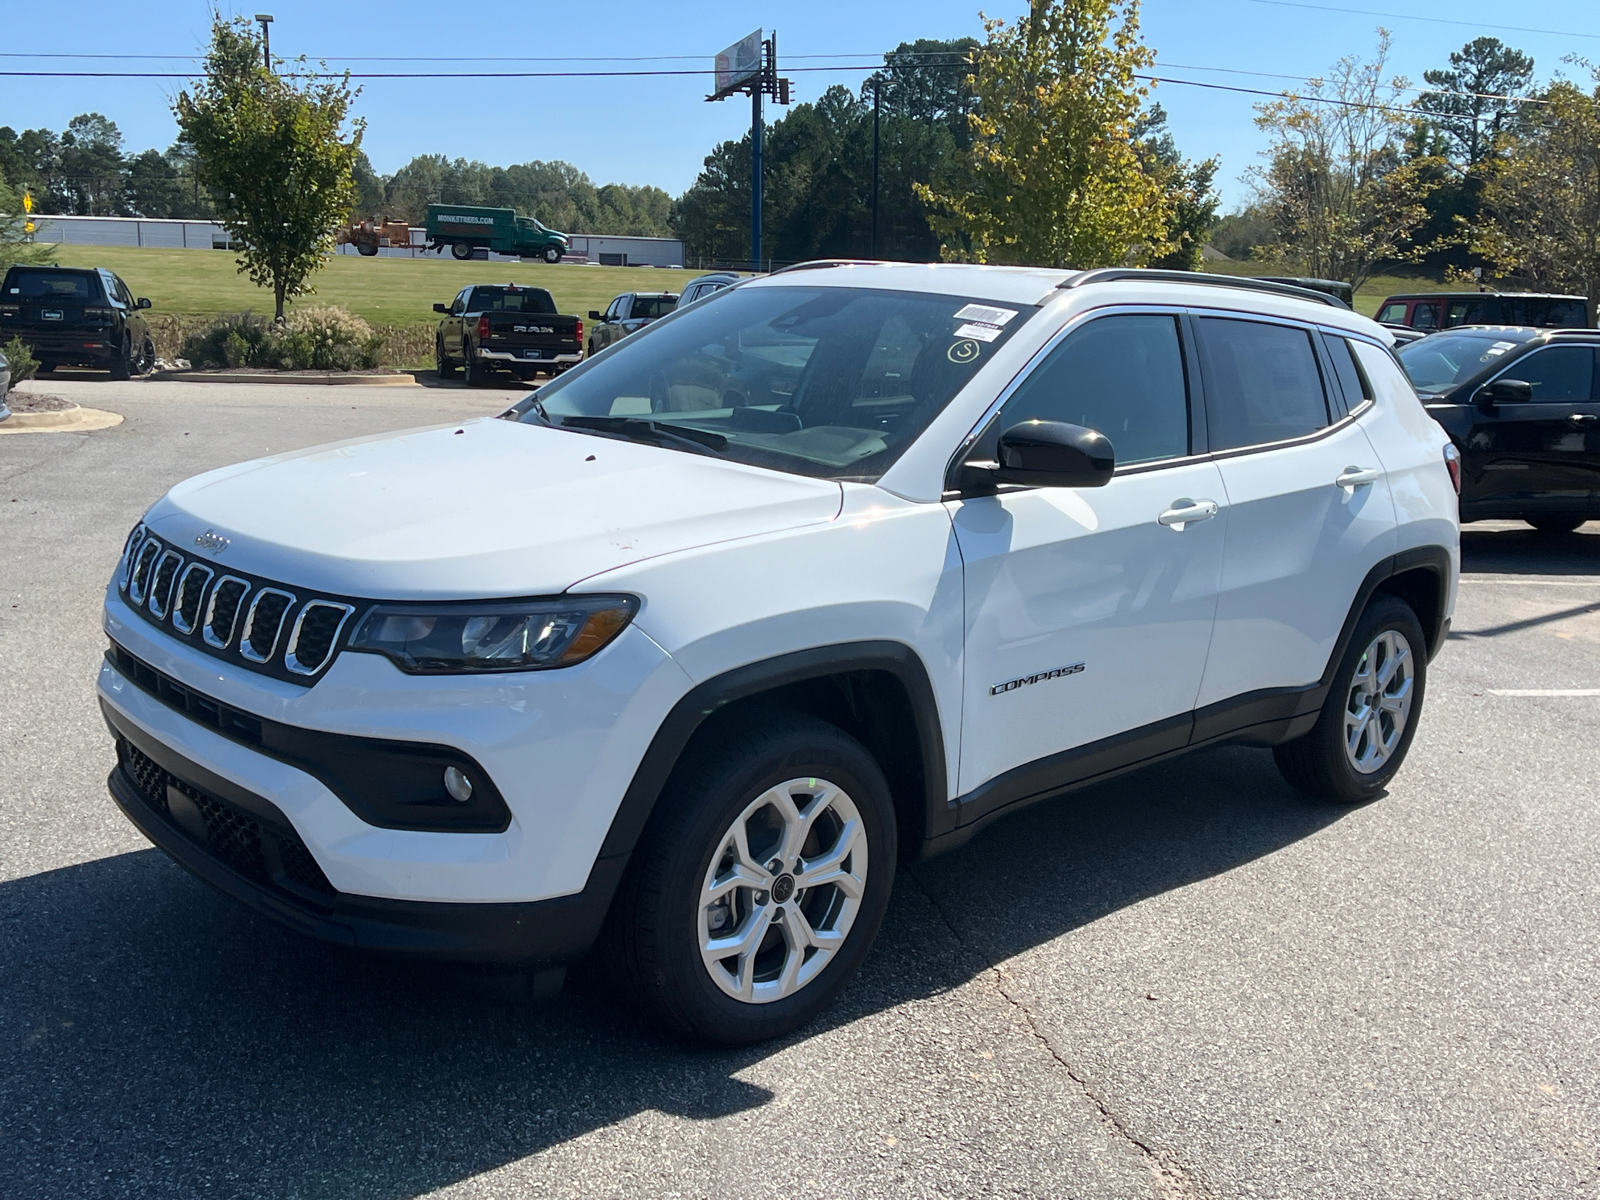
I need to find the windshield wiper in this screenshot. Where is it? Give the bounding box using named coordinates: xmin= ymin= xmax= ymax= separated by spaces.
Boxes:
xmin=557 ymin=415 xmax=729 ymax=456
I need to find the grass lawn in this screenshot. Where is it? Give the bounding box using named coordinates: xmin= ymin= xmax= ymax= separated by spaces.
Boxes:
xmin=48 ymin=245 xmax=693 ymax=326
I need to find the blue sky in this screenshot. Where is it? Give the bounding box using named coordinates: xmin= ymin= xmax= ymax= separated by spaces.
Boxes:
xmin=3 ymin=0 xmax=1595 ymax=211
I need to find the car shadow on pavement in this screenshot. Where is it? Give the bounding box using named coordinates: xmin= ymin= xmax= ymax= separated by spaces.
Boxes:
xmin=0 ymin=744 xmax=1344 ymax=1198
xmin=1460 ymin=522 xmax=1600 ymax=577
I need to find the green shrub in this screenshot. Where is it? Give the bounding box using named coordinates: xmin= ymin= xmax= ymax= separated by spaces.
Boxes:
xmin=181 ymin=311 xmax=274 ymax=368
xmin=179 ymin=306 xmax=385 ymax=371
xmin=3 ymin=335 xmax=40 ymax=382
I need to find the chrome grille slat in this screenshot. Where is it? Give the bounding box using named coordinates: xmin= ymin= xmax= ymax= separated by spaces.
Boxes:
xmin=147 ymin=549 xmax=184 ymax=619
xmin=285 ymin=601 xmax=356 ymax=676
xmin=203 ymin=576 xmax=251 ymax=649
xmin=171 ymin=563 xmax=214 ymax=634
xmin=120 ymin=525 xmax=147 ymax=592
xmin=239 ymin=588 xmax=296 ymax=663
xmin=128 ymin=538 xmax=162 ymax=605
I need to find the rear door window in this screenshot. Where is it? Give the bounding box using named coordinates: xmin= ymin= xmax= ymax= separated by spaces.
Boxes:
xmin=1411 ymin=302 xmax=1441 ymax=331
xmin=1325 ymin=335 xmax=1373 ymax=410
xmin=1375 ymin=302 xmax=1406 ymax=325
xmin=1197 ymin=317 xmax=1331 ymax=450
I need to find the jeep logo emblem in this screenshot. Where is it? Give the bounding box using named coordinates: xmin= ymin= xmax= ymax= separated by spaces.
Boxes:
xmin=194 ymin=530 xmax=230 ymax=554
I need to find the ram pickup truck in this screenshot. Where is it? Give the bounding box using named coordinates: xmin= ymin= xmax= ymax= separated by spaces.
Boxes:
xmin=425 ymin=204 xmax=569 ymax=263
xmin=434 ymin=284 xmax=583 ymax=384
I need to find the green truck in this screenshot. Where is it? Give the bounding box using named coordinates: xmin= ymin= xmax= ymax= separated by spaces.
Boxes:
xmin=424 ymin=204 xmax=570 ymax=263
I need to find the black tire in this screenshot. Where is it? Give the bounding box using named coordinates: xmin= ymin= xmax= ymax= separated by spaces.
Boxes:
xmin=357 ymin=243 xmax=378 ymax=256
xmin=435 ymin=337 xmax=460 ymax=380
xmin=109 ymin=335 xmax=132 ymax=381
xmin=543 ymin=245 xmax=562 ymax=264
xmin=464 ymin=343 xmax=491 ymax=387
xmin=1274 ymin=594 xmax=1428 ymax=805
xmin=608 ymin=712 xmax=897 ymax=1046
xmin=139 ymin=336 xmax=156 ymax=374
xmin=450 ymin=241 xmax=473 ymax=261
xmin=1527 ymin=516 xmax=1585 ymax=534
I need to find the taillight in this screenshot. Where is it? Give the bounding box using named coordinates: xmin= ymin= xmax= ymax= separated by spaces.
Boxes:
xmin=1443 ymin=443 xmax=1461 ymax=494
xmin=477 ymin=315 xmax=491 ymax=341
xmin=574 ymin=318 xmax=583 ymax=345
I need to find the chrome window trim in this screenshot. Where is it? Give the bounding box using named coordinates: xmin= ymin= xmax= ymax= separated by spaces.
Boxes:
xmin=146 ymin=549 xmax=185 ymax=620
xmin=284 ymin=601 xmax=356 ymax=676
xmin=239 ymin=588 xmax=297 ymax=663
xmin=202 ymin=576 xmax=252 ymax=649
xmin=170 ymin=563 xmax=215 ymax=634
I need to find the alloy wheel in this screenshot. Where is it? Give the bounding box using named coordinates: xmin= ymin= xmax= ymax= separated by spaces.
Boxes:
xmin=698 ymin=777 xmax=868 ymax=1004
xmin=1343 ymin=629 xmax=1415 ymax=774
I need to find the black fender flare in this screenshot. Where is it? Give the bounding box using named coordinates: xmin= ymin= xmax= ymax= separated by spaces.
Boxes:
xmin=596 ymin=640 xmax=949 ymax=864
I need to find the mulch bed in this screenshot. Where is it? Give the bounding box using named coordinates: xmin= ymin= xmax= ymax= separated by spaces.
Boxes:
xmin=5 ymin=393 xmax=75 ymax=413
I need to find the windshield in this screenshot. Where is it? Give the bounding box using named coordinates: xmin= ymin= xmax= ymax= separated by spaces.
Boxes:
xmin=467 ymin=287 xmax=556 ymax=314
xmin=1397 ymin=332 xmax=1532 ymax=393
xmin=5 ymin=269 xmax=101 ymax=302
xmin=520 ymin=285 xmax=1036 ymax=481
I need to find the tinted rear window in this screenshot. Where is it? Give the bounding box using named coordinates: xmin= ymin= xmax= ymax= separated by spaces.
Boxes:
xmin=5 ymin=270 xmax=102 ymax=302
xmin=632 ymin=296 xmax=678 ymax=319
xmin=1198 ymin=317 xmax=1331 ymax=449
xmin=466 ymin=288 xmax=556 ymax=314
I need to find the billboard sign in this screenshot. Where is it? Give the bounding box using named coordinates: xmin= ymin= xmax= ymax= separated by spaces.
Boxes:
xmin=712 ymin=30 xmax=763 ymax=99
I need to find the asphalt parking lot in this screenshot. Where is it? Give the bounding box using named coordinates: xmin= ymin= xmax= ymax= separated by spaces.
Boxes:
xmin=3 ymin=377 xmax=1598 ymax=1200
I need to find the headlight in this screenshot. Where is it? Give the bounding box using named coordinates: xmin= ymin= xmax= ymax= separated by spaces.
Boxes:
xmin=347 ymin=595 xmax=638 ymax=674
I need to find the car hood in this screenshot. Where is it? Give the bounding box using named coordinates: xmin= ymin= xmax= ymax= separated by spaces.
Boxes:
xmin=141 ymin=418 xmax=844 ymax=597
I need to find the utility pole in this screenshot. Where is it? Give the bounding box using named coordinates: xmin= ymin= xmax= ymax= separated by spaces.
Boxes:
xmin=708 ymin=30 xmax=791 ymax=272
xmin=255 ymin=14 xmax=273 ymax=71
xmin=871 ymin=78 xmax=881 ymax=259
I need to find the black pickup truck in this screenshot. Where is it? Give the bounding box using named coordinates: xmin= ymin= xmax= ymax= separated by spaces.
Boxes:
xmin=433 ymin=284 xmax=583 ymax=385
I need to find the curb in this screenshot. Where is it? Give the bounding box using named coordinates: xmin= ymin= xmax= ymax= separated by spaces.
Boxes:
xmin=153 ymin=371 xmax=420 ymax=386
xmin=0 ymin=404 xmax=125 ymax=435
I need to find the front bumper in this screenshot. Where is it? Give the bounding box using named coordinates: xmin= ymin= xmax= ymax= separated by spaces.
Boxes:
xmin=104 ymin=701 xmax=621 ymax=964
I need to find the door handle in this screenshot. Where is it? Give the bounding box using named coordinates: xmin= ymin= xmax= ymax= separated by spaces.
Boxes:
xmin=1569 ymin=413 xmax=1599 ymax=426
xmin=1158 ymin=498 xmax=1219 ymax=529
xmin=1335 ymin=466 xmax=1382 ymax=489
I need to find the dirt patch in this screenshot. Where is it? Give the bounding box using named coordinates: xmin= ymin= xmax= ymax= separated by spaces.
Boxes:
xmin=5 ymin=393 xmax=76 ymax=413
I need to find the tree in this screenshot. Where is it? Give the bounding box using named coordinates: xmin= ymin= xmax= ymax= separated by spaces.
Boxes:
xmin=1207 ymin=205 xmax=1278 ymax=261
xmin=350 ymin=150 xmax=387 ymax=217
xmin=1417 ymin=38 xmax=1535 ymax=167
xmin=1250 ymin=31 xmax=1443 ymax=290
xmin=1472 ymin=72 xmax=1600 ymax=309
xmin=1136 ymin=104 xmax=1220 ymax=270
xmin=916 ymin=0 xmax=1174 ymax=268
xmin=0 ymin=168 xmax=57 ymax=271
xmin=56 ymin=114 xmax=127 ymax=215
xmin=175 ymin=18 xmax=363 ymax=320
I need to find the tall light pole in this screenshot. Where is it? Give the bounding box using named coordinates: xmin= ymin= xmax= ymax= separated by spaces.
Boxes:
xmin=255 ymin=14 xmax=273 ymax=71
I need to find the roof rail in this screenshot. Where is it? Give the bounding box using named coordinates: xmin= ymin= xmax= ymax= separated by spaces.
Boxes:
xmin=769 ymin=259 xmax=886 ymax=275
xmin=1059 ymin=268 xmax=1348 ymax=309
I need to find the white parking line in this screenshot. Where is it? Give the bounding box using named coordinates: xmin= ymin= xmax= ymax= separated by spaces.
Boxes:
xmin=1487 ymin=689 xmax=1600 ymax=697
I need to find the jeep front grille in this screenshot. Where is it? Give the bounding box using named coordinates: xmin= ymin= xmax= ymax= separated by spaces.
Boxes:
xmin=116 ymin=525 xmax=364 ymax=685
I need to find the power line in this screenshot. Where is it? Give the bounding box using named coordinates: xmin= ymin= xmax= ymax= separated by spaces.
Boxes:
xmin=1242 ymin=0 xmax=1600 ymax=41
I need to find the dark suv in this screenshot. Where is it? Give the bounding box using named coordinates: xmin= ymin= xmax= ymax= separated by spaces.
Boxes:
xmin=1376 ymin=292 xmax=1589 ymax=333
xmin=1397 ymin=326 xmax=1600 ymax=531
xmin=0 ymin=265 xmax=154 ymax=378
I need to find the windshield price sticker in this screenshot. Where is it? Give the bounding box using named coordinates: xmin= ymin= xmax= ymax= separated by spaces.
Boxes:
xmin=955 ymin=321 xmax=1003 ymax=343
xmin=953 ymin=303 xmax=1018 ymax=327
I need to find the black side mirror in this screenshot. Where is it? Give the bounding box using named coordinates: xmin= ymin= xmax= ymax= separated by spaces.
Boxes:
xmin=588 ymin=310 xmax=603 ymax=320
xmin=988 ymin=420 xmax=1115 ymax=489
xmin=1478 ymin=378 xmax=1533 ymax=406
xmin=136 ymin=297 xmax=152 ymax=309
xmin=433 ymin=303 xmax=449 ymax=314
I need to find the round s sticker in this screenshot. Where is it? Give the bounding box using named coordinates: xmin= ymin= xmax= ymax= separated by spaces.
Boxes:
xmin=948 ymin=338 xmax=981 ymax=363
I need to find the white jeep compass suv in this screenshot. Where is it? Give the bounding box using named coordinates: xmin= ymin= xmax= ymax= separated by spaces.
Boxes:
xmin=99 ymin=265 xmax=1459 ymax=1044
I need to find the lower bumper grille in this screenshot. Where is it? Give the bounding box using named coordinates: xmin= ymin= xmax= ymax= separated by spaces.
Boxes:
xmin=117 ymin=738 xmax=336 ymax=905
